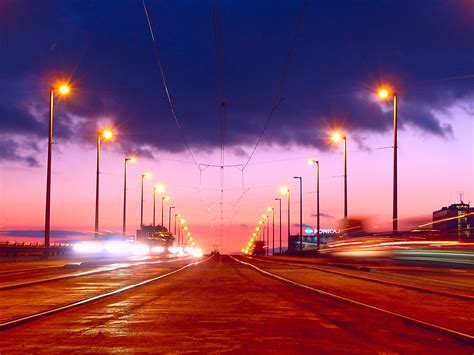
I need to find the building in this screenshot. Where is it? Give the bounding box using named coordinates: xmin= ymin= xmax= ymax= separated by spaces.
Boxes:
xmin=432 ymin=201 xmax=473 ymax=239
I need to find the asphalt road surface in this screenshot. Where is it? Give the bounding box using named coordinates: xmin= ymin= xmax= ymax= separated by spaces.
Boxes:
xmin=0 ymin=254 xmax=473 ymax=353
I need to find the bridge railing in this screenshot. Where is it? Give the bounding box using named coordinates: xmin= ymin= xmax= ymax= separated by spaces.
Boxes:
xmin=0 ymin=241 xmax=72 ymax=257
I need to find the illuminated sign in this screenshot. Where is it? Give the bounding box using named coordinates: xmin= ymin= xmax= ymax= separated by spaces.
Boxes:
xmin=304 ymin=227 xmax=314 ymax=235
xmin=303 ymin=228 xmax=340 ymax=235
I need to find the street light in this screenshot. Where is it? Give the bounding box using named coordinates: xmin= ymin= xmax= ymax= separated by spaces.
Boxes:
xmin=263 ymin=213 xmax=270 ymax=255
xmin=280 ymin=186 xmax=290 ymax=251
xmin=308 ymin=159 xmax=320 ymax=251
xmin=44 ymin=82 xmax=70 ymax=248
xmin=141 ymin=172 xmax=152 ymax=228
xmin=331 ymin=131 xmax=348 ymax=219
xmin=169 ymin=206 xmax=175 ymax=232
xmin=293 ymin=176 xmax=303 ymax=252
xmin=162 ymin=195 xmax=170 ymax=227
xmin=123 ymin=156 xmax=137 ymax=235
xmin=275 ymin=198 xmax=282 ymax=254
xmin=94 ymin=129 xmax=113 ymax=239
xmin=378 ymin=86 xmax=398 ymax=234
xmin=267 ymin=206 xmax=275 ymax=256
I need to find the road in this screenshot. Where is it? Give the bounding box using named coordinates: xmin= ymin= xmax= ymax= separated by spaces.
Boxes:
xmin=0 ymin=254 xmax=473 ymax=353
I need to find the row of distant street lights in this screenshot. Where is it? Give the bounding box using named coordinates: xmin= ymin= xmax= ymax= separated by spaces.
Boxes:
xmin=43 ymin=82 xmax=196 ymax=247
xmin=243 ymin=86 xmax=398 ymax=254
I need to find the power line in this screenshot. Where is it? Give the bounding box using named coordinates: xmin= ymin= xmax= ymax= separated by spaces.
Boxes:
xmin=142 ymin=0 xmax=200 ymax=169
xmin=242 ymin=0 xmax=308 ymax=170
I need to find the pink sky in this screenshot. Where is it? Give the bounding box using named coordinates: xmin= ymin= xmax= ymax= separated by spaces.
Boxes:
xmin=0 ymin=103 xmax=472 ymax=253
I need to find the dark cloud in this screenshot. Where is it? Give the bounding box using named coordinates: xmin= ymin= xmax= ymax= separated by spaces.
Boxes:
xmin=0 ymin=0 xmax=473 ymax=166
xmin=310 ymin=212 xmax=335 ymax=219
xmin=0 ymin=229 xmax=88 ymax=238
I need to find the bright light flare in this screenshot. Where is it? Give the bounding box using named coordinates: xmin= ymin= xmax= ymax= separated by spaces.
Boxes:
xmin=131 ymin=243 xmax=150 ymax=256
xmin=144 ymin=172 xmax=152 ymax=180
xmin=267 ymin=206 xmax=273 ymax=212
xmin=58 ymin=84 xmax=70 ymax=95
xmin=129 ymin=156 xmax=137 ymax=163
xmin=105 ymin=241 xmax=129 ymax=254
xmin=155 ymin=184 xmax=165 ymax=193
xmin=151 ymin=246 xmax=165 ymax=253
xmin=377 ymin=88 xmax=390 ymax=99
xmin=331 ymin=131 xmax=342 ymax=143
xmin=102 ymin=129 xmax=113 ymax=140
xmin=280 ymin=186 xmax=289 ymax=195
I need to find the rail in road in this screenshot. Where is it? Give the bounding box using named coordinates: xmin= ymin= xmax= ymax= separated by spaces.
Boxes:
xmin=0 ymin=255 xmax=193 ymax=291
xmin=232 ymin=256 xmax=474 ymax=344
xmin=0 ymin=255 xmax=472 ymax=352
xmin=0 ymin=256 xmax=212 ymax=330
xmin=246 ymin=256 xmax=474 ymax=300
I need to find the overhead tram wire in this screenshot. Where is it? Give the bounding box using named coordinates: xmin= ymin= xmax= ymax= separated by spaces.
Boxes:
xmin=211 ymin=0 xmax=228 ymax=250
xmin=142 ymin=0 xmax=199 ymax=169
xmin=242 ymin=0 xmax=309 ymax=170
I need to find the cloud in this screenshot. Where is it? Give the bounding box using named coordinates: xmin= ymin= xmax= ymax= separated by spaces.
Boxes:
xmin=0 ymin=0 xmax=472 ymax=166
xmin=0 ymin=229 xmax=89 ymax=238
xmin=310 ymin=212 xmax=335 ymax=219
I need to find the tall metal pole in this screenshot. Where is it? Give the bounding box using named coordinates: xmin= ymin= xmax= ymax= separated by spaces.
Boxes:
xmin=161 ymin=196 xmax=165 ymax=227
xmin=140 ymin=175 xmax=145 ymax=228
xmin=169 ymin=206 xmax=174 ymax=232
xmin=316 ymin=161 xmax=321 ymax=251
xmin=94 ymin=134 xmax=101 ymax=239
xmin=287 ymin=189 xmax=291 ymax=251
xmin=393 ymin=93 xmax=398 ymax=234
xmin=44 ymin=88 xmax=54 ymax=248
xmin=174 ymin=214 xmax=178 ymax=235
xmin=153 ymin=186 xmax=157 ymax=226
xmin=275 ymin=198 xmax=282 ymax=254
xmin=271 ymin=208 xmax=275 ymax=256
xmin=123 ymin=158 xmax=129 ymax=235
xmin=343 ymin=136 xmax=348 ymax=219
xmin=294 ymin=177 xmax=303 ymax=252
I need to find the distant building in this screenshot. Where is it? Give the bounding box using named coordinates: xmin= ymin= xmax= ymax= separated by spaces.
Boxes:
xmin=432 ymin=201 xmax=473 ymax=238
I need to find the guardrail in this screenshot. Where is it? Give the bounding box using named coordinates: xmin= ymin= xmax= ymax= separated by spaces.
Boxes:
xmin=0 ymin=241 xmax=72 ymax=257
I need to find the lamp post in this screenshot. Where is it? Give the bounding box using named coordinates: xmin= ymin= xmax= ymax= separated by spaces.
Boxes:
xmin=280 ymin=186 xmax=290 ymax=251
xmin=267 ymin=207 xmax=274 ymax=255
xmin=123 ymin=156 xmax=136 ymax=235
xmin=162 ymin=195 xmax=170 ymax=227
xmin=141 ymin=173 xmax=152 ymax=228
xmin=174 ymin=213 xmax=181 ymax=236
xmin=293 ymin=176 xmax=303 ymax=252
xmin=44 ymin=83 xmax=70 ymax=248
xmin=152 ymin=184 xmax=164 ymax=227
xmin=308 ymin=160 xmax=320 ymax=251
xmin=331 ymin=132 xmax=348 ymax=219
xmin=94 ymin=129 xmax=113 ymax=239
xmin=275 ymin=198 xmax=282 ymax=254
xmin=262 ymin=214 xmax=269 ymax=255
xmin=169 ymin=206 xmax=175 ymax=232
xmin=378 ymin=87 xmax=398 ymax=234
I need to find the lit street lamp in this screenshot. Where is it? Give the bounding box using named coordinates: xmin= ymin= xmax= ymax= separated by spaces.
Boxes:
xmin=94 ymin=129 xmax=113 ymax=239
xmin=275 ymin=198 xmax=282 ymax=254
xmin=267 ymin=206 xmax=275 ymax=256
xmin=162 ymin=195 xmax=170 ymax=227
xmin=378 ymin=87 xmax=398 ymax=234
xmin=331 ymin=131 xmax=348 ymax=219
xmin=308 ymin=159 xmax=320 ymax=250
xmin=280 ymin=186 xmax=290 ymax=250
xmin=169 ymin=206 xmax=175 ymax=232
xmin=123 ymin=156 xmax=136 ymax=235
xmin=141 ymin=172 xmax=152 ymax=228
xmin=293 ymin=176 xmax=303 ymax=252
xmin=153 ymin=184 xmax=164 ymax=226
xmin=44 ymin=82 xmax=70 ymax=248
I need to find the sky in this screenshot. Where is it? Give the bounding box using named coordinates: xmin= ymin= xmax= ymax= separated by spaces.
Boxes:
xmin=0 ymin=0 xmax=473 ymax=253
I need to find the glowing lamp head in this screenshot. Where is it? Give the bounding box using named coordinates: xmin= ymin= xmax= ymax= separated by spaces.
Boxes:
xmin=184 ymin=226 xmax=188 ymax=231
xmin=280 ymin=186 xmax=289 ymax=195
xmin=164 ymin=195 xmax=170 ymax=201
xmin=101 ymin=129 xmax=113 ymax=140
xmin=154 ymin=184 xmax=165 ymax=194
xmin=267 ymin=206 xmax=273 ymax=212
xmin=179 ymin=219 xmax=185 ymax=224
xmin=258 ymin=221 xmax=263 ymax=225
xmin=256 ymin=227 xmax=260 ymax=231
xmin=129 ymin=156 xmax=137 ymax=163
xmin=331 ymin=132 xmax=342 ymax=143
xmin=262 ymin=214 xmax=268 ymax=219
xmin=58 ymin=84 xmax=70 ymax=95
xmin=143 ymin=172 xmax=152 ymax=180
xmin=378 ymin=88 xmax=390 ymax=99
